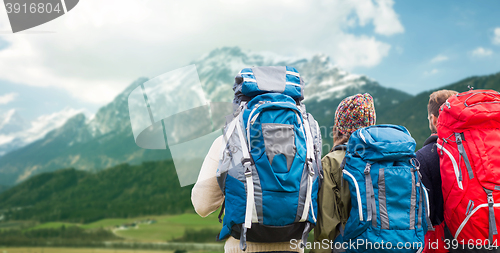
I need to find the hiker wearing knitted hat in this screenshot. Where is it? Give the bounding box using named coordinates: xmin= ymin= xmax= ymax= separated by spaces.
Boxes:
xmin=312 ymin=93 xmax=376 ymax=253
xmin=332 ymin=93 xmax=376 ymax=147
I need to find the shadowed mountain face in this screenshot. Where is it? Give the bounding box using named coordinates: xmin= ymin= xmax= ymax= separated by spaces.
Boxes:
xmin=0 ymin=185 xmax=9 ymax=194
xmin=2 ymin=46 xmax=498 ymax=186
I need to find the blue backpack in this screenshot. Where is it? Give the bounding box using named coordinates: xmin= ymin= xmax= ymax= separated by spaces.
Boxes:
xmin=217 ymin=66 xmax=322 ymax=250
xmin=340 ymin=125 xmax=432 ymax=253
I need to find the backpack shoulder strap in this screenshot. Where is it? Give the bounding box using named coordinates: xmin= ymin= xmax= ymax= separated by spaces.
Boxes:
xmin=331 ymin=144 xmax=347 ymax=152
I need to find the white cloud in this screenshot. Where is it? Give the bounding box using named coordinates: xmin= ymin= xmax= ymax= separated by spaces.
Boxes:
xmin=493 ymin=27 xmax=500 ymax=45
xmin=0 ymin=93 xmax=17 ymax=105
xmin=335 ymin=34 xmax=392 ymax=68
xmin=351 ymin=0 xmax=405 ymax=36
xmin=424 ymin=69 xmax=439 ymax=76
xmin=0 ymin=0 xmax=404 ymax=105
xmin=430 ymin=54 xmax=448 ymax=63
xmin=471 ymin=47 xmax=493 ymax=57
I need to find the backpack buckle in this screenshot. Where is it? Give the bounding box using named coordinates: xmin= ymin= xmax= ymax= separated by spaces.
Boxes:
xmin=244 ymin=169 xmax=252 ymax=177
xmin=364 ymin=163 xmax=371 ymax=175
xmin=485 ymin=189 xmax=494 ymax=206
xmin=487 ymin=194 xmax=494 ymax=206
xmin=241 ymin=158 xmax=252 ymax=166
xmin=307 ymin=158 xmax=315 ymax=176
xmin=307 ymin=158 xmax=313 ymax=167
xmin=242 ymin=158 xmax=252 ymax=177
xmin=309 ymin=168 xmax=315 ymax=177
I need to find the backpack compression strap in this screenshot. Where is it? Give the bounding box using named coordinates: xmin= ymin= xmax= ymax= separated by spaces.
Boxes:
xmin=413 ymin=158 xmax=434 ymax=232
xmin=219 ymin=102 xmax=246 ymax=161
xmin=220 ymin=115 xmax=239 ymax=161
xmin=454 ymin=133 xmax=474 ymax=180
xmin=299 ymin=117 xmax=317 ymax=249
xmin=331 ymin=144 xmax=347 ymax=152
xmin=364 ymin=163 xmax=377 ymax=227
xmin=300 ymin=117 xmax=316 ymax=223
xmin=236 ymin=113 xmax=254 ymax=251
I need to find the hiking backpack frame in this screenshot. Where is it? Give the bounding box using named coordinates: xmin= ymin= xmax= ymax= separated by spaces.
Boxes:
xmin=216 ymin=66 xmax=322 ymax=250
xmin=437 ymin=89 xmax=500 ymax=250
xmin=341 ymin=124 xmax=432 ymax=253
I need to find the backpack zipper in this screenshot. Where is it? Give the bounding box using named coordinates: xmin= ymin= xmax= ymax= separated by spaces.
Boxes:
xmin=455 ymin=202 xmax=500 ymax=239
xmin=436 ymin=143 xmax=463 ymax=190
xmin=343 ymin=169 xmax=364 ymax=221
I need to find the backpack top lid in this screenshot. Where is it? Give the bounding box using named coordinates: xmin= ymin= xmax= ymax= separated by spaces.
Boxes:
xmin=438 ymin=89 xmax=500 ymax=132
xmin=347 ymin=124 xmax=416 ymax=161
xmin=237 ymin=66 xmax=304 ymax=100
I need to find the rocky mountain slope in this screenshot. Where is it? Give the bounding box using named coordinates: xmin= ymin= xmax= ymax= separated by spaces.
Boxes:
xmin=0 ymin=47 xmax=414 ymax=185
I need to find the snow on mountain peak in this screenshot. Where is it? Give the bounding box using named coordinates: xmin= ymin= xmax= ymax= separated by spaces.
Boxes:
xmin=0 ymin=107 xmax=86 ymax=156
xmin=191 ymin=47 xmax=373 ymax=103
xmin=23 ymin=107 xmax=88 ymax=143
xmin=0 ymin=109 xmax=27 ymax=135
xmin=0 ymin=47 xmax=376 ymax=157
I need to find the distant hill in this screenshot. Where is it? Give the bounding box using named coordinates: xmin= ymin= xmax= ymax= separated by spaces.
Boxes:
xmin=0 ymin=78 xmax=171 ymax=186
xmin=0 ymin=185 xmax=8 ymax=194
xmin=378 ymin=71 xmax=500 ymax=149
xmin=305 ymin=80 xmax=412 ymax=152
xmin=0 ymin=160 xmax=193 ymax=223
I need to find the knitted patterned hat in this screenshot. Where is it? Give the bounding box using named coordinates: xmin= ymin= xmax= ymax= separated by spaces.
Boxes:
xmin=334 ymin=93 xmax=376 ymax=135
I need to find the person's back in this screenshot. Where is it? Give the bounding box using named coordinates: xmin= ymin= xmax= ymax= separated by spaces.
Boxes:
xmin=417 ymin=90 xmax=456 ymax=253
xmin=192 ymin=66 xmax=321 ymax=253
xmin=436 ymin=89 xmax=500 ymax=252
xmin=192 ymin=135 xmax=305 ymax=253
xmin=313 ymin=93 xmax=375 ymax=253
xmin=340 ymin=124 xmax=430 ymax=253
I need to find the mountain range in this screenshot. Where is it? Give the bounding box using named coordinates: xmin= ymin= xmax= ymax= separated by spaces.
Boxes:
xmin=0 ymin=46 xmax=499 ymax=187
xmin=0 ymin=108 xmax=85 ymax=156
xmin=0 ymin=78 xmax=171 ymax=186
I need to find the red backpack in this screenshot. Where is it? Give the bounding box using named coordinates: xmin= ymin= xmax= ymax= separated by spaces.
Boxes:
xmin=437 ymin=89 xmax=500 ymax=247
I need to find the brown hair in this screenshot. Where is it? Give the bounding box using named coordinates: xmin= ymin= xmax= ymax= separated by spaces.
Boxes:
xmin=428 ymin=90 xmax=458 ymax=117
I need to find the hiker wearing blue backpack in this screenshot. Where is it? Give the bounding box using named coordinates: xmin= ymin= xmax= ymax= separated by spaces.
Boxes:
xmin=313 ymin=93 xmax=376 ymax=253
xmin=314 ymin=94 xmax=433 ymax=252
xmin=192 ymin=66 xmax=323 ymax=253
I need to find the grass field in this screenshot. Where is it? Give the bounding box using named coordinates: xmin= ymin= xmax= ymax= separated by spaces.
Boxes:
xmin=19 ymin=211 xmax=222 ymax=242
xmin=114 ymin=213 xmax=221 ymax=242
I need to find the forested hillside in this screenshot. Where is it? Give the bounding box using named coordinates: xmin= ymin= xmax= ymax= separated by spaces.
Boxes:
xmin=0 ymin=160 xmax=193 ymax=223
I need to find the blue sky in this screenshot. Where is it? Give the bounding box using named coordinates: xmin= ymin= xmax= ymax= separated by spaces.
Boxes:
xmin=0 ymin=0 xmax=499 ymax=122
xmin=360 ymin=0 xmax=500 ymax=94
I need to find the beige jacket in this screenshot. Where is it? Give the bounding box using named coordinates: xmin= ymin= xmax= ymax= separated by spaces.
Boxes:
xmin=191 ymin=135 xmax=304 ymax=253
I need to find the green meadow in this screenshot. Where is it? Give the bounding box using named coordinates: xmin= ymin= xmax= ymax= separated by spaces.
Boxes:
xmin=22 ymin=212 xmax=221 ymax=243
